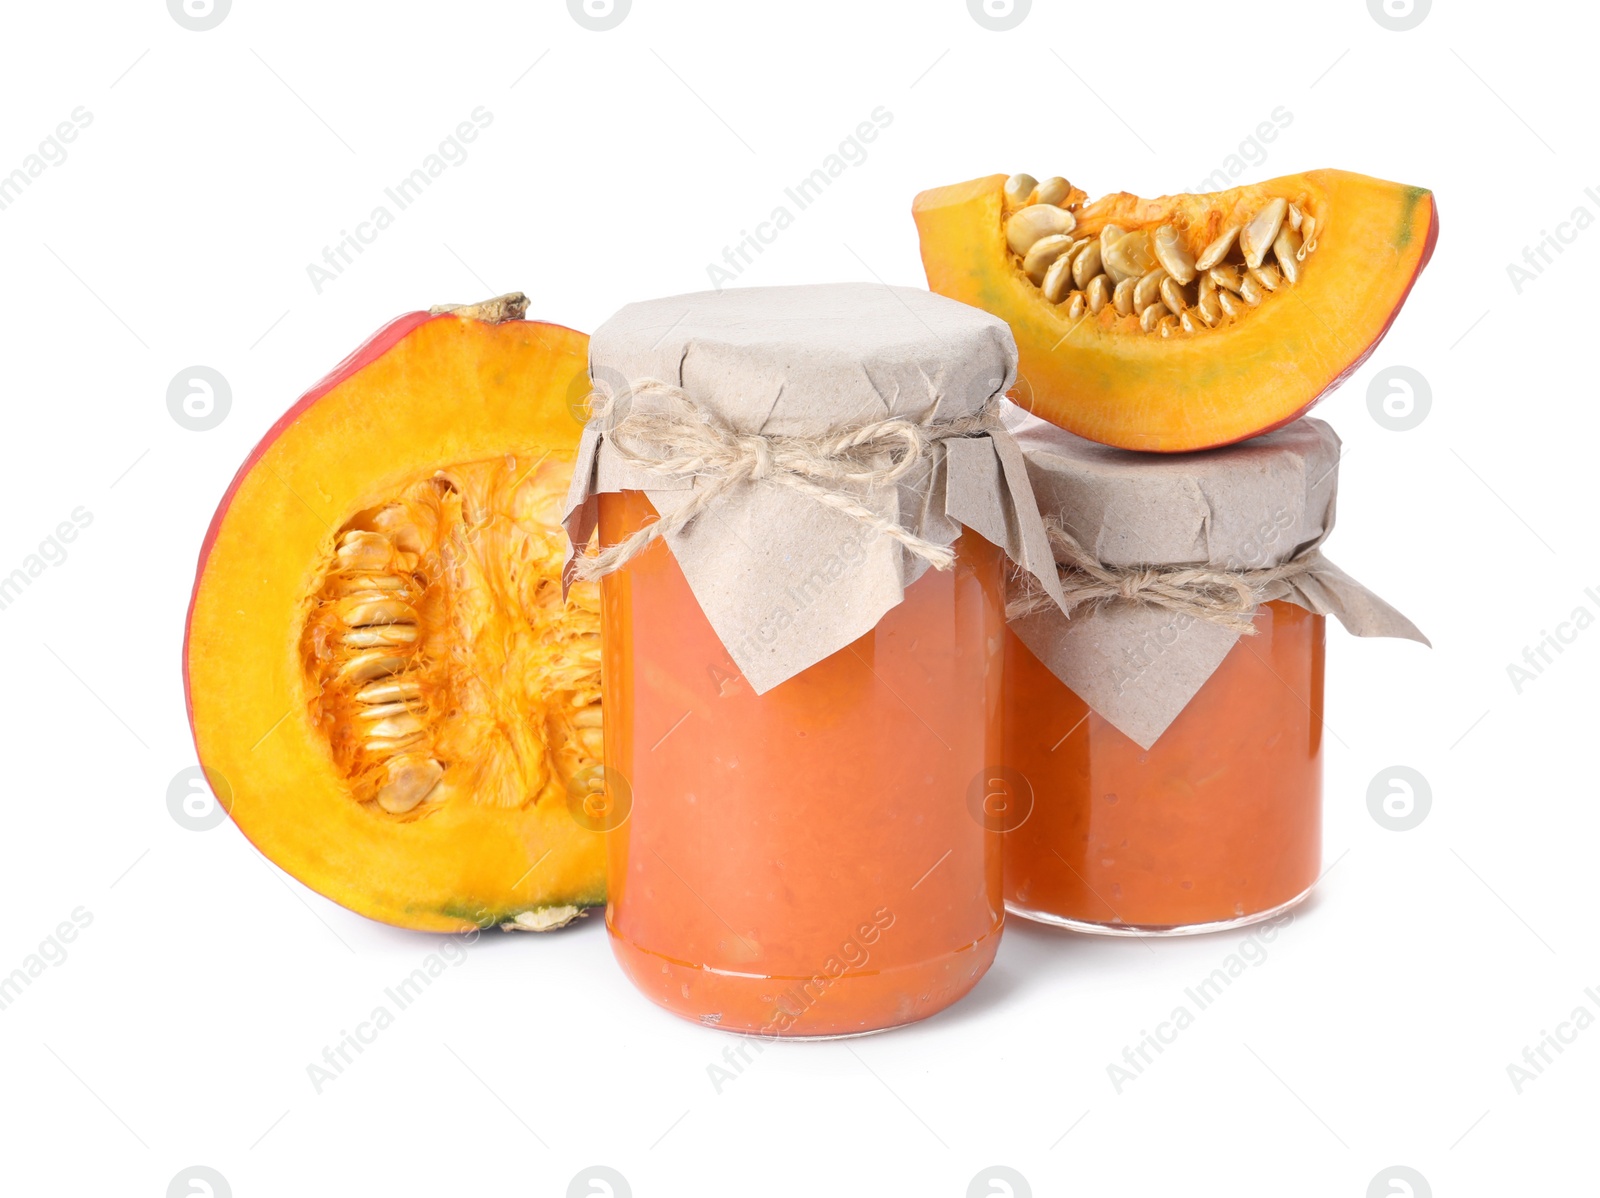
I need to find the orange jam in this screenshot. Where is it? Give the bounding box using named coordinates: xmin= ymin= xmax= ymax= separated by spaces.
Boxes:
xmin=1003 ymin=601 xmax=1325 ymax=933
xmin=597 ymin=492 xmax=1007 ymax=1035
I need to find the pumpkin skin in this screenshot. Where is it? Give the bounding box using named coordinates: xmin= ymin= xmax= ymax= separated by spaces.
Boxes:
xmin=913 ymin=170 xmax=1437 ymax=452
xmin=183 ymin=299 xmax=606 ymax=932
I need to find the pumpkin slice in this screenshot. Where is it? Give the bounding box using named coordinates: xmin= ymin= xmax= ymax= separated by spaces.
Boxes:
xmin=183 ymin=294 xmax=607 ymax=932
xmin=913 ymin=170 xmax=1437 ymax=451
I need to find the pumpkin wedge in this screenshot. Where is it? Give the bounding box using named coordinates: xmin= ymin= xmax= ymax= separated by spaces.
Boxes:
xmin=184 ymin=294 xmax=607 ymax=932
xmin=914 ymin=170 xmax=1437 ymax=451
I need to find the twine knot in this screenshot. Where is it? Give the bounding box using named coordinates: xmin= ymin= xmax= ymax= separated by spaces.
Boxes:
xmin=573 ymin=379 xmax=1002 ymax=582
xmin=1008 ymin=520 xmax=1322 ymax=634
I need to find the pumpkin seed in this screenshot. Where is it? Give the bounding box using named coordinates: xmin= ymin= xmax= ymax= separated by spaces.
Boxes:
xmin=1041 ymin=253 xmax=1074 ymax=304
xmin=1158 ymin=316 xmax=1178 ymax=338
xmin=1237 ymin=274 xmax=1265 ymax=306
xmin=1033 ymin=176 xmax=1073 ymax=206
xmin=337 ymin=596 xmax=416 ymax=627
xmin=1004 ymin=173 xmax=1038 ymax=209
xmin=1112 ymin=277 xmax=1136 ymax=316
xmin=1299 ymin=215 xmax=1316 ymax=258
xmin=1197 ymin=296 xmax=1222 ymax=327
xmin=375 ymin=757 xmax=445 ymax=814
xmin=342 ymin=625 xmax=420 ymax=649
xmin=1133 ymin=268 xmax=1168 ymax=312
xmin=1240 ymin=198 xmax=1287 ymax=269
xmin=1287 ymin=202 xmax=1304 ymax=232
xmin=1180 ymin=310 xmax=1201 ymax=334
xmin=1023 ymin=234 xmax=1076 ymax=285
xmin=336 ymin=531 xmax=392 ymax=571
xmin=1104 ymin=231 xmax=1156 ymax=283
xmin=1086 ymin=274 xmax=1110 ymax=314
xmin=1071 ymin=241 xmax=1104 ymax=289
xmin=1158 ymin=276 xmax=1189 ymax=314
xmin=1066 ymin=292 xmax=1086 ymax=320
xmin=1195 ymin=225 xmax=1238 ymax=271
xmin=1150 ymin=225 xmax=1197 ymax=285
xmin=1208 ymin=264 xmax=1244 ymax=293
xmin=357 ymin=701 xmax=423 ymax=721
xmin=1140 ymin=302 xmax=1170 ymax=332
xmin=1006 ymin=205 xmax=1077 ymax=255
xmin=370 ymin=507 xmax=425 ymax=555
xmin=330 ymin=574 xmax=409 ymax=597
xmin=367 ymin=712 xmax=424 ymax=740
xmin=356 ymin=678 xmax=423 ymax=704
xmin=1248 ymin=265 xmax=1282 ymax=292
xmin=1273 ymin=225 xmax=1303 ymax=284
xmin=366 ymin=733 xmax=425 ymax=758
xmin=1216 ymin=289 xmax=1246 ymax=319
xmin=337 ymin=651 xmax=408 ymax=683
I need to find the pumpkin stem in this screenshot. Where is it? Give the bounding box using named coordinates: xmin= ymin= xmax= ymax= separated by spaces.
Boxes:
xmin=429 ymin=292 xmax=529 ymax=324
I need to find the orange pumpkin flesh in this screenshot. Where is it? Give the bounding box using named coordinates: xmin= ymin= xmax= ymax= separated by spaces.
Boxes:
xmin=913 ymin=170 xmax=1437 ymax=452
xmin=184 ymin=296 xmax=606 ymax=932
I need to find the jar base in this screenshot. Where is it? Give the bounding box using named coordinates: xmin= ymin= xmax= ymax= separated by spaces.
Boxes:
xmin=607 ymin=920 xmax=1003 ymax=1037
xmin=1005 ymin=884 xmax=1314 ymax=938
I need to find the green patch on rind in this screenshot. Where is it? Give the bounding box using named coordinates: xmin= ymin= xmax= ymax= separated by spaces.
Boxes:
xmin=1396 ymin=186 xmax=1430 ymax=250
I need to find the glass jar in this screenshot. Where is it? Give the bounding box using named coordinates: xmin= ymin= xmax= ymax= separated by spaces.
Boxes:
xmin=598 ymin=493 xmax=1007 ymax=1035
xmin=1003 ymin=600 xmax=1325 ymax=935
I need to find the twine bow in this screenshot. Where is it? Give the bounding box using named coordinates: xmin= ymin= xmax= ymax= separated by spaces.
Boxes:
xmin=573 ymin=379 xmax=1001 ymax=581
xmin=1008 ymin=521 xmax=1322 ymax=634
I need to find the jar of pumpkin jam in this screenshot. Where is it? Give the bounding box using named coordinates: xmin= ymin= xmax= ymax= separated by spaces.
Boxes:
xmin=1001 ymin=417 xmax=1426 ymax=935
xmin=564 ymin=285 xmax=1065 ymax=1031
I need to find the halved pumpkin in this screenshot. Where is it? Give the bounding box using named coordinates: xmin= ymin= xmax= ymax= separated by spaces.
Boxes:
xmin=913 ymin=170 xmax=1437 ymax=451
xmin=183 ymin=294 xmax=607 ymax=932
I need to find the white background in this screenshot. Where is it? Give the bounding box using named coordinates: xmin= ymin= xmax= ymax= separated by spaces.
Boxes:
xmin=0 ymin=1 xmax=1592 ymax=1195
